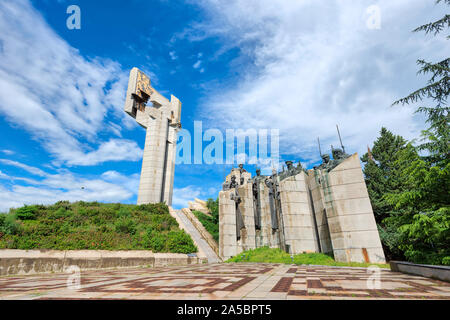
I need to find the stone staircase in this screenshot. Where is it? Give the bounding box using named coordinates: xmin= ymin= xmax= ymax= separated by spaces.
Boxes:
xmin=169 ymin=207 xmax=221 ymax=263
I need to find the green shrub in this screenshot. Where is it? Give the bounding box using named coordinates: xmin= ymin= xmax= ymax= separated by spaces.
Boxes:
xmin=193 ymin=210 xmax=219 ymax=243
xmin=147 ymin=231 xmax=166 ymax=252
xmin=0 ymin=214 xmax=20 ymax=235
xmin=117 ymin=207 xmax=131 ymax=218
xmin=15 ymin=205 xmax=37 ymax=220
xmin=206 ymin=198 xmax=219 ymax=224
xmin=114 ymin=217 xmax=136 ymax=235
xmin=167 ymin=230 xmax=197 ymax=254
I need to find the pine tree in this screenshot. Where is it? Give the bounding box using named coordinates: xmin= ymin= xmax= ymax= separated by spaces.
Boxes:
xmin=384 ymin=144 xmax=450 ymax=265
xmin=361 ymin=127 xmax=407 ymax=223
xmin=393 ymin=0 xmax=449 ymax=165
xmin=361 ymin=127 xmax=408 ymax=260
xmin=387 ymin=0 xmax=450 ymax=265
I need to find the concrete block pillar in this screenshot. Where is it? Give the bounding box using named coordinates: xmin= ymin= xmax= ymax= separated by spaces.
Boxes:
xmin=219 ymin=190 xmax=238 ymax=260
xmin=237 ymin=183 xmax=256 ymax=252
xmin=138 ymin=112 xmax=169 ymax=204
xmin=307 ymin=170 xmax=333 ymax=254
xmin=318 ymin=153 xmax=386 ymax=263
xmin=279 ymin=172 xmax=317 ymax=254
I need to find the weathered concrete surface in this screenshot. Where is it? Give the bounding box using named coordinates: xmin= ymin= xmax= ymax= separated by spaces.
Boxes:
xmin=390 ymin=261 xmax=450 ymax=283
xmin=169 ymin=207 xmax=220 ymax=263
xmin=219 ymin=189 xmax=237 ymax=260
xmin=124 ymin=67 xmax=181 ymax=206
xmin=0 ymin=250 xmax=203 ymax=276
xmin=311 ymin=154 xmax=386 ymax=264
xmin=0 ymin=263 xmax=449 ymax=300
xmin=188 ymin=198 xmax=211 ymax=216
xmin=219 ymin=154 xmax=386 ymax=264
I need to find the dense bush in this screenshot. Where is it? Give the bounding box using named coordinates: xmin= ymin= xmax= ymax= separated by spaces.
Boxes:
xmin=192 ymin=210 xmax=219 ymax=243
xmin=206 ymin=198 xmax=219 ymax=224
xmin=0 ymin=202 xmax=197 ymax=253
xmin=15 ymin=205 xmax=38 ymax=220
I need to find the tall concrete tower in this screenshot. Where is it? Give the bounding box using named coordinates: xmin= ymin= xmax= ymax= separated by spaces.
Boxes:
xmin=124 ymin=68 xmax=182 ymax=206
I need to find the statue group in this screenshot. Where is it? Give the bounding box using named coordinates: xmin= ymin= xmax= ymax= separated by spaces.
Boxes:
xmin=218 ymin=147 xmax=386 ymax=264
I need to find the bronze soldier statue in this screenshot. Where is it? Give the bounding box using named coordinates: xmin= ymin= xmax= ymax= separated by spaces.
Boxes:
xmin=226 ymin=175 xmax=245 ymax=240
xmin=265 ymin=175 xmax=278 ymax=230
xmin=252 ymin=169 xmax=264 ymax=230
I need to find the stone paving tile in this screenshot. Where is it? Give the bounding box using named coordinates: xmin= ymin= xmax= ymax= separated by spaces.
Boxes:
xmin=0 ymin=263 xmax=449 ymax=300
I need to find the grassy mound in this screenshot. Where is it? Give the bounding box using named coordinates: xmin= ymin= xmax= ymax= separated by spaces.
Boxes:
xmin=0 ymin=201 xmax=197 ymax=253
xmin=227 ymin=247 xmax=390 ymax=268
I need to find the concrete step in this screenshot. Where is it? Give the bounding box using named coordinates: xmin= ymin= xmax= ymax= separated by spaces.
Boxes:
xmin=169 ymin=207 xmax=221 ymax=264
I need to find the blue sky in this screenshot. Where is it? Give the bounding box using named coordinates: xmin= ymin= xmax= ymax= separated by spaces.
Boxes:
xmin=0 ymin=0 xmax=447 ymax=211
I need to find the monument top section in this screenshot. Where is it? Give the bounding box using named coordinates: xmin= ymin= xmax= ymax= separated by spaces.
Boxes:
xmin=124 ymin=67 xmax=182 ymax=129
xmin=124 ymin=67 xmax=182 ymax=206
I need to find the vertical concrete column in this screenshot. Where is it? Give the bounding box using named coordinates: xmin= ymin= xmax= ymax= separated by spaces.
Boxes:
xmin=320 ymin=154 xmax=386 ymax=263
xmin=163 ymin=124 xmax=178 ymax=206
xmin=237 ymin=183 xmax=256 ymax=251
xmin=219 ymin=190 xmax=238 ymax=260
xmin=124 ymin=68 xmax=182 ymax=207
xmin=258 ymin=182 xmax=273 ymax=247
xmin=307 ymin=170 xmax=333 ymax=254
xmin=279 ymin=172 xmax=317 ymax=254
xmin=137 ymin=111 xmax=169 ymax=205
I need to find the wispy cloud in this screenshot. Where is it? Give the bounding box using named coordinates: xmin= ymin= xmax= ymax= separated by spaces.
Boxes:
xmin=193 ymin=60 xmax=202 ymax=69
xmin=169 ymin=50 xmax=178 ymax=60
xmin=0 ymin=159 xmax=139 ymax=212
xmin=181 ymin=0 xmax=446 ymax=164
xmin=171 ymin=184 xmax=217 ymax=209
xmin=1 ymin=149 xmax=15 ymax=156
xmin=0 ymin=0 xmax=142 ymax=167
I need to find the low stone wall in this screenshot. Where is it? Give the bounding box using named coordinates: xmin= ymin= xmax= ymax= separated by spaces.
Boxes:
xmin=0 ymin=250 xmax=205 ymax=276
xmin=390 ymin=261 xmax=450 ymax=282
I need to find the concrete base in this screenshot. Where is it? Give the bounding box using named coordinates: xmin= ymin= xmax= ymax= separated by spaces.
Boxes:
xmin=390 ymin=261 xmax=450 ymax=283
xmin=0 ymin=250 xmax=205 ymax=276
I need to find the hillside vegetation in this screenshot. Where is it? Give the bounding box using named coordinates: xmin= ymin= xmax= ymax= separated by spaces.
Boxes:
xmin=191 ymin=198 xmax=219 ymax=244
xmin=0 ymin=201 xmax=197 ymax=253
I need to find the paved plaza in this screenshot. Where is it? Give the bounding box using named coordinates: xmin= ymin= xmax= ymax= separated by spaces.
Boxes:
xmin=0 ymin=263 xmax=449 ymax=300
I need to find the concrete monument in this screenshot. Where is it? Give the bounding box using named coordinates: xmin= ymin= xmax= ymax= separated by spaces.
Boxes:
xmin=219 ymin=148 xmax=386 ymax=264
xmin=124 ymin=67 xmax=182 ymax=205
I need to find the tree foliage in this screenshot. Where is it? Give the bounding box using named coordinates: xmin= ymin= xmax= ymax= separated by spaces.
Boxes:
xmin=393 ymin=0 xmax=449 ymax=166
xmin=373 ymin=0 xmax=450 ymax=265
xmin=361 ymin=128 xmax=408 ymax=260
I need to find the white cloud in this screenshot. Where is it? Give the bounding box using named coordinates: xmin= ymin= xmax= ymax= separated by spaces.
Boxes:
xmin=1 ymin=149 xmax=14 ymax=155
xmin=172 ymin=185 xmax=202 ymax=208
xmin=171 ymin=185 xmax=217 ymax=209
xmin=0 ymin=159 xmax=47 ymax=177
xmin=0 ymin=160 xmax=139 ymax=212
xmin=183 ymin=0 xmax=447 ymax=165
xmin=0 ymin=0 xmax=142 ymax=166
xmin=169 ymin=51 xmax=178 ymax=60
xmin=193 ymin=60 xmax=202 ymax=69
xmin=63 ymin=139 xmax=143 ymax=166
xmin=101 ymin=170 xmax=140 ymax=195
